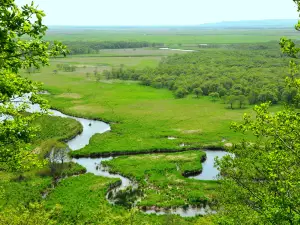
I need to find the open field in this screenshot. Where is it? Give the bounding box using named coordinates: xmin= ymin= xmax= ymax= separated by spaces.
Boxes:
xmin=45 ymin=28 xmax=300 ymax=45
xmin=51 ymin=55 xmax=162 ymax=69
xmin=26 ymin=65 xmax=282 ymax=157
xmin=23 ymin=40 xmax=286 ymax=157
xmin=48 ymin=48 xmax=180 ymax=73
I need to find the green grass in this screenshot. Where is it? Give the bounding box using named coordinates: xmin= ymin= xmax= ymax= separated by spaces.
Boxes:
xmin=25 ymin=69 xmax=268 ymax=157
xmin=45 ymin=173 xmax=203 ymax=224
xmin=0 ymin=172 xmax=52 ymax=208
xmin=32 ymin=115 xmax=82 ymax=144
xmin=45 ymin=28 xmax=299 ymax=44
xmin=103 ymin=151 xmax=217 ymax=208
xmin=51 ymin=55 xmax=162 ymax=69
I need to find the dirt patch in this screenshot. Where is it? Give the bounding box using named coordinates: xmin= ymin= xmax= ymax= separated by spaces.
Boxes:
xmin=165 ymin=154 xmax=198 ymax=161
xmin=181 ymin=130 xmax=202 ymax=134
xmin=57 ymin=93 xmax=82 ymax=99
xmin=224 ymin=143 xmax=233 ymax=148
xmin=129 ymin=154 xmax=197 ymax=161
xmin=100 ymin=80 xmax=114 ymax=84
xmin=168 ymin=136 xmax=177 ymax=140
xmin=72 ymin=100 xmax=84 ymax=105
xmin=32 ymin=147 xmax=41 ymax=154
xmin=90 ymin=182 xmax=108 ymax=191
xmin=69 ymin=105 xmax=106 ymax=114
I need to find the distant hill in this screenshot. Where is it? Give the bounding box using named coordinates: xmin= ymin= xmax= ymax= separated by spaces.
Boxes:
xmin=198 ymin=19 xmax=298 ymax=29
xmin=47 ymin=19 xmax=298 ymax=31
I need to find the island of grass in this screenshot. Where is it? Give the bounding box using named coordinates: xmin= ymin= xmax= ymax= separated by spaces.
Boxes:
xmin=32 ymin=114 xmax=83 ymax=145
xmin=102 ymin=151 xmax=217 ymax=209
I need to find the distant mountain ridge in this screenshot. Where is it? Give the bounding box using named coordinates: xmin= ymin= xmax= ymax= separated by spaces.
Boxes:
xmin=47 ymin=19 xmax=299 ymax=30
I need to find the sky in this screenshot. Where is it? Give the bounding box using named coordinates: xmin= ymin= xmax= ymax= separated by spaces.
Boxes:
xmin=15 ymin=0 xmax=299 ymax=26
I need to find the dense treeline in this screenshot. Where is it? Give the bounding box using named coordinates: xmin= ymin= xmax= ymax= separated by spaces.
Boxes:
xmin=198 ymin=41 xmax=282 ymax=51
xmin=56 ymin=64 xmax=77 ymax=72
xmin=102 ymin=43 xmax=299 ymax=107
xmin=64 ymin=41 xmax=164 ymax=54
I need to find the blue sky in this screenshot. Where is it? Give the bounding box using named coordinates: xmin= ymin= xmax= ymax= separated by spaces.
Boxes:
xmin=16 ymin=0 xmax=298 ymax=26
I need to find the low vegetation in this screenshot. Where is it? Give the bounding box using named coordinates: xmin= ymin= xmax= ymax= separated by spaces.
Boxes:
xmin=103 ymin=151 xmax=217 ymax=208
xmin=45 ymin=173 xmax=213 ymax=224
xmin=32 ymin=115 xmax=82 ymax=144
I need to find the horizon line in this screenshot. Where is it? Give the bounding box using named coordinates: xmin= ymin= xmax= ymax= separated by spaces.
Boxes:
xmin=46 ymin=18 xmax=299 ymax=27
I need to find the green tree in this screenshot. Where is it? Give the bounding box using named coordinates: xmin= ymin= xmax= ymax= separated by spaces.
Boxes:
xmin=282 ymin=87 xmax=298 ymax=104
xmin=238 ymin=95 xmax=248 ymax=109
xmin=215 ymin=1 xmax=300 ymax=223
xmin=46 ymin=142 xmax=70 ymax=177
xmin=0 ymin=0 xmax=67 ymax=172
xmin=193 ymin=87 xmax=203 ymax=98
xmin=174 ymin=87 xmax=188 ymax=98
xmin=209 ymin=92 xmax=220 ymax=102
xmin=226 ymin=95 xmax=238 ymax=109
xmin=103 ymin=70 xmax=111 ymax=80
xmin=0 ymin=202 xmax=59 ymax=225
xmin=216 ymin=103 xmax=300 ymax=224
xmin=95 ymin=73 xmax=101 ymax=82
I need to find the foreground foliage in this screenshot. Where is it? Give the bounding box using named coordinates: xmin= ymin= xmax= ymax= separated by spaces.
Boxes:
xmin=0 ymin=0 xmax=67 ymax=172
xmin=0 ymin=202 xmax=58 ymax=225
xmin=215 ymin=1 xmax=300 ymax=224
xmin=216 ymin=104 xmax=300 ymax=224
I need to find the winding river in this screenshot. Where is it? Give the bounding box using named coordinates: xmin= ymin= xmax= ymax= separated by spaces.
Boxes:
xmin=29 ymin=101 xmax=226 ymax=217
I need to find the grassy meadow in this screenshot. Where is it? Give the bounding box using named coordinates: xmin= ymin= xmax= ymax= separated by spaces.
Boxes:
xmin=27 ymin=66 xmax=259 ymax=157
xmin=45 ymin=27 xmax=299 ymax=45
xmin=32 ymin=115 xmax=82 ymax=144
xmin=25 ymin=39 xmax=285 ymax=157
xmin=52 ymin=55 xmax=163 ymax=69
xmin=103 ymin=151 xmax=217 ymax=208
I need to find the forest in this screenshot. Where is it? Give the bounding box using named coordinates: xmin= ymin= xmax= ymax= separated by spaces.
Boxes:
xmin=102 ymin=42 xmax=299 ymax=108
xmin=65 ymin=41 xmax=163 ymax=54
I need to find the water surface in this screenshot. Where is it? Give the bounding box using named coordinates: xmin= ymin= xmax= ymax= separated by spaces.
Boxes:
xmin=190 ymin=150 xmax=228 ymax=180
